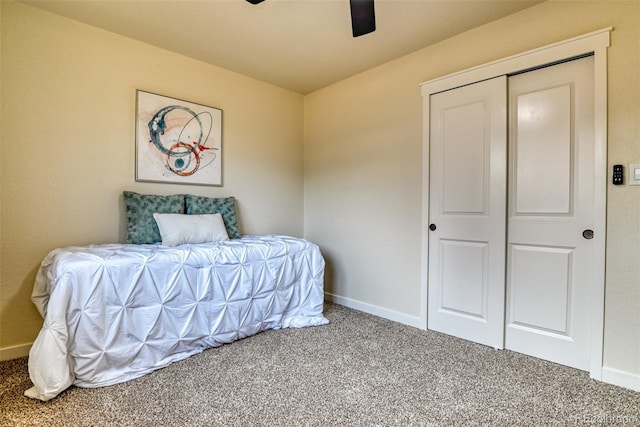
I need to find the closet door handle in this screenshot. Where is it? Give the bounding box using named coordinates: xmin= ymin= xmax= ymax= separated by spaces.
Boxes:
xmin=582 ymin=229 xmax=594 ymax=239
xmin=429 ymin=224 xmax=437 ymax=231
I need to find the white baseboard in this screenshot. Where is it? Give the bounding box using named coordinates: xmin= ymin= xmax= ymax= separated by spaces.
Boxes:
xmin=325 ymin=292 xmax=424 ymax=330
xmin=0 ymin=343 xmax=31 ymax=361
xmin=601 ymin=366 xmax=640 ymax=392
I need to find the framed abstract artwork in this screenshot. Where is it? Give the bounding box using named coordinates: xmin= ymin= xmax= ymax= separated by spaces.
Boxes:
xmin=135 ymin=90 xmax=223 ymax=186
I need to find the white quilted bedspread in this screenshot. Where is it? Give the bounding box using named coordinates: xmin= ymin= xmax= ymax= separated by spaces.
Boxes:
xmin=25 ymin=235 xmax=328 ymax=401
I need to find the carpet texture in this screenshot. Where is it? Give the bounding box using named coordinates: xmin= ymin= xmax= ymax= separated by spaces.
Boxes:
xmin=1 ymin=303 xmax=638 ymax=426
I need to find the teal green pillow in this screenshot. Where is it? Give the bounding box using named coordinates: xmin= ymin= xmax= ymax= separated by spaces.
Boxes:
xmin=185 ymin=195 xmax=240 ymax=239
xmin=123 ymin=191 xmax=185 ymax=244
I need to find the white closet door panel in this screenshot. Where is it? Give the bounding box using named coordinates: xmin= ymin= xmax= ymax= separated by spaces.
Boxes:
xmin=506 ymin=56 xmax=594 ymax=371
xmin=442 ymin=102 xmax=486 ymax=214
xmin=514 ymin=85 xmax=572 ymax=214
xmin=509 ymin=244 xmax=573 ymax=333
xmin=428 ymin=76 xmax=506 ymax=349
xmin=440 ymin=239 xmax=488 ymax=318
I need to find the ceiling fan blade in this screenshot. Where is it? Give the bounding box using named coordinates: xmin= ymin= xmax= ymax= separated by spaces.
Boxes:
xmin=350 ymin=0 xmax=376 ymax=37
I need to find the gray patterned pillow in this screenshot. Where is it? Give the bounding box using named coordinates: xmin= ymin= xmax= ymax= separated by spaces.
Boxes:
xmin=123 ymin=191 xmax=185 ymax=244
xmin=185 ymin=195 xmax=240 ymax=239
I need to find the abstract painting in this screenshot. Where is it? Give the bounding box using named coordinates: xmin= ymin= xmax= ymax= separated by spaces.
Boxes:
xmin=136 ymin=90 xmax=222 ymax=186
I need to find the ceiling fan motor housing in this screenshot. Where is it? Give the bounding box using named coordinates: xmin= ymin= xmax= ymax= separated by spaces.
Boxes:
xmin=245 ymin=0 xmax=376 ymax=38
xmin=350 ymin=0 xmax=376 ymax=37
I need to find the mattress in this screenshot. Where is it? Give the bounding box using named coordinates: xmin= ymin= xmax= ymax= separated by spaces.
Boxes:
xmin=25 ymin=235 xmax=328 ymax=401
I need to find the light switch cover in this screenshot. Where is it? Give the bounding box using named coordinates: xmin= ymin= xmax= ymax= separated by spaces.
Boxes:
xmin=629 ymin=164 xmax=640 ymax=186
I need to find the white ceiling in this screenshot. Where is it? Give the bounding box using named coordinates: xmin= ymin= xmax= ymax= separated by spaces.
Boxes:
xmin=19 ymin=0 xmax=544 ymax=94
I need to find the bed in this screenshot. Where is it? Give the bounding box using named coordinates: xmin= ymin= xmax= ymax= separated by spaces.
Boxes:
xmin=25 ymin=192 xmax=328 ymax=401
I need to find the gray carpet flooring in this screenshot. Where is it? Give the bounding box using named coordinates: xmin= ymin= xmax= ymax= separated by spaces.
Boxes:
xmin=1 ymin=303 xmax=638 ymax=426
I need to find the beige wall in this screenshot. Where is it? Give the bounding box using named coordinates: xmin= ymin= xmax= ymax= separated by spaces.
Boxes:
xmin=0 ymin=1 xmax=304 ymax=355
xmin=304 ymin=0 xmax=639 ymax=379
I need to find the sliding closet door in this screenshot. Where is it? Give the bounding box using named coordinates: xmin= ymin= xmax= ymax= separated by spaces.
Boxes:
xmin=427 ymin=76 xmax=507 ymax=349
xmin=505 ymin=56 xmax=595 ymax=370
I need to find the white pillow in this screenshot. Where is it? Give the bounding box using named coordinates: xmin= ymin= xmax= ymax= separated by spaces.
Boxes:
xmin=152 ymin=213 xmax=229 ymax=246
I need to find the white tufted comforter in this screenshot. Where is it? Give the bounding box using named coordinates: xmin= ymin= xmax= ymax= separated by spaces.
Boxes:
xmin=25 ymin=235 xmax=328 ymax=401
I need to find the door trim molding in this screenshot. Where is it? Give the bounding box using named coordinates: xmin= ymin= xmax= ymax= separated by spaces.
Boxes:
xmin=420 ymin=28 xmax=611 ymax=380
